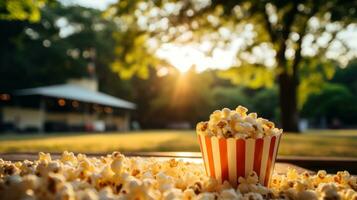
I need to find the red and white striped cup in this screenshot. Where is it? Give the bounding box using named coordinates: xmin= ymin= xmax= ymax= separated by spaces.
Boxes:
xmin=197 ymin=134 xmax=282 ymax=187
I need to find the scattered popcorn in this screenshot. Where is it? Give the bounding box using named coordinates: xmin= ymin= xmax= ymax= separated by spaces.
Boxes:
xmin=0 ymin=152 xmax=356 ymax=200
xmin=196 ymin=106 xmax=283 ymax=139
xmin=242 ymin=192 xmax=263 ymax=200
xmin=220 ymin=188 xmax=241 ymax=199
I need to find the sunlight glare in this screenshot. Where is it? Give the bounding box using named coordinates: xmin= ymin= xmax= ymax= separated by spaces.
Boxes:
xmin=156 ymin=43 xmax=237 ymax=73
xmin=157 ymin=67 xmax=169 ymax=77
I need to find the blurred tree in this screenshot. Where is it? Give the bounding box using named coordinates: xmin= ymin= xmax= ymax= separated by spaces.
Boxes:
xmin=118 ymin=66 xmax=213 ymax=128
xmin=210 ymin=86 xmax=279 ymax=121
xmin=129 ymin=67 xmax=165 ymax=128
xmin=0 ymin=5 xmax=86 ymax=91
xmin=251 ymin=87 xmax=279 ymax=122
xmin=332 ymin=59 xmax=357 ymax=95
xmin=303 ymin=59 xmax=357 ymax=127
xmin=302 ymin=83 xmax=357 ymax=127
xmin=0 ymin=2 xmax=133 ymax=101
xmin=107 ymin=0 xmax=357 ymax=132
xmin=297 ymin=61 xmax=337 ymax=109
xmin=211 ymin=86 xmax=251 ymax=111
xmin=148 ymin=68 xmax=215 ymax=127
xmin=104 ymin=2 xmax=171 ymax=80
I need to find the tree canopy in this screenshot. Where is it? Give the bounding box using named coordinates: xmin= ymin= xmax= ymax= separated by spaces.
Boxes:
xmin=106 ymin=0 xmax=357 ymax=131
xmin=0 ymin=2 xmax=120 ymax=92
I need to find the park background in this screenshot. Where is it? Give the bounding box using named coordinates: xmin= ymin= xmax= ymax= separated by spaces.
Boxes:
xmin=0 ymin=0 xmax=357 ymax=157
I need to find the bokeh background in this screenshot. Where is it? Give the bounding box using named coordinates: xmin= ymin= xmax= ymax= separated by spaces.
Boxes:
xmin=0 ymin=0 xmax=357 ymax=157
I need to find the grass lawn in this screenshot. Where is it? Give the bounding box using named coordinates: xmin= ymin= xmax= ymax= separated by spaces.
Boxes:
xmin=0 ymin=130 xmax=357 ymax=157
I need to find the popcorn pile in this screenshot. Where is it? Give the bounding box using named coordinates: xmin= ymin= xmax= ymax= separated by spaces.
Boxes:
xmin=196 ymin=106 xmax=283 ymax=139
xmin=1 ymin=152 xmax=356 ymax=200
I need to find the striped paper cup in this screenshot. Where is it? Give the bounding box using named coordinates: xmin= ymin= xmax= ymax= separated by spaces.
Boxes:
xmin=197 ymin=134 xmax=282 ymax=187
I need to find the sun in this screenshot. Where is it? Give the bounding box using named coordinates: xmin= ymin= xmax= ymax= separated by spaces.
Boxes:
xmin=156 ymin=44 xmax=210 ymax=73
xmin=156 ymin=43 xmax=237 ymax=74
xmin=169 ymin=56 xmax=193 ymax=73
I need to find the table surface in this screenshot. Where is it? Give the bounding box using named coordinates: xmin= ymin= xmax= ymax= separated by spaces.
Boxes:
xmin=0 ymin=152 xmax=314 ymax=175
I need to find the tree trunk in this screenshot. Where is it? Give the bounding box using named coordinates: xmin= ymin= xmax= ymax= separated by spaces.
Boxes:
xmin=278 ymin=71 xmax=300 ymax=132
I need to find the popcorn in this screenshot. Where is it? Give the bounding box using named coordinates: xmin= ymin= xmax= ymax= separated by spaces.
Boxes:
xmin=183 ymin=190 xmax=196 ymax=200
xmin=197 ymin=192 xmax=217 ymax=200
xmin=39 ymin=152 xmax=52 ymax=163
xmin=98 ymin=187 xmax=115 ymax=200
xmin=221 ymin=108 xmax=231 ymax=119
xmin=242 ymin=192 xmax=264 ymax=200
xmin=21 ymin=174 xmax=39 ymax=190
xmin=339 ymin=189 xmax=357 ymax=200
xmin=246 ymin=171 xmax=259 ymax=184
xmin=197 ymin=105 xmax=282 ymax=139
xmin=238 ymin=176 xmax=252 ymax=194
xmin=76 ymin=188 xmax=99 ymax=200
xmin=188 ymin=181 xmax=203 ymax=194
xmin=236 ymin=106 xmax=248 ymax=116
xmin=203 ymin=177 xmax=219 ymax=192
xmin=220 ymin=188 xmax=241 ymax=199
xmin=47 ymin=160 xmax=62 ymax=173
xmin=163 ymin=188 xmax=183 ymax=200
xmin=56 ymin=183 xmax=76 ymax=200
xmin=0 ymin=152 xmax=356 ymax=200
xmin=317 ymin=183 xmax=340 ymax=200
xmin=287 ymin=168 xmax=299 ymax=180
xmin=61 ymin=151 xmax=77 ymax=166
xmin=297 ymin=190 xmax=318 ymax=200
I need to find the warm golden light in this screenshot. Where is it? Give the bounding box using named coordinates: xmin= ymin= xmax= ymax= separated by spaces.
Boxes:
xmin=156 ymin=43 xmax=236 ymax=73
xmin=156 ymin=67 xmax=169 ymax=77
xmin=0 ymin=93 xmax=10 ymax=101
xmin=104 ymin=107 xmax=113 ymax=114
xmin=58 ymin=99 xmax=66 ymax=106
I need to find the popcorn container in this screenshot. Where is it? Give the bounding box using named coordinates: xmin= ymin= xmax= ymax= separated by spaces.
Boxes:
xmin=197 ymin=134 xmax=282 ymax=187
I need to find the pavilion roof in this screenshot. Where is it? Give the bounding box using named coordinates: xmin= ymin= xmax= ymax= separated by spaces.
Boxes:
xmin=15 ymin=84 xmax=136 ymax=110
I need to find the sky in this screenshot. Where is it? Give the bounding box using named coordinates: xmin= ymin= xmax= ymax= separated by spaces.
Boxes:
xmin=60 ymin=0 xmax=117 ymax=10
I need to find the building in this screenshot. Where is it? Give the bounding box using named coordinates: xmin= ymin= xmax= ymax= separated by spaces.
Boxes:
xmin=0 ymin=83 xmax=136 ymax=133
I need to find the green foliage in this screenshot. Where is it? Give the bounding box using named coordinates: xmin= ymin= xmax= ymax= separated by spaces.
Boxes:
xmin=211 ymin=86 xmax=251 ymax=110
xmin=332 ymin=60 xmax=357 ymax=95
xmin=301 ymin=83 xmax=357 ymax=125
xmin=106 ymin=0 xmax=357 ymax=132
xmin=0 ymin=3 xmax=129 ymax=95
xmin=104 ymin=1 xmax=170 ymax=80
xmin=209 ymin=86 xmax=279 ymax=121
xmin=146 ymin=68 xmax=215 ymax=126
xmin=133 ymin=68 xmax=280 ymax=127
xmin=251 ymin=88 xmax=279 ymax=121
xmin=298 ymin=60 xmax=338 ymax=108
xmin=0 ymin=0 xmax=46 ymax=22
xmin=107 ymin=0 xmax=356 ymax=84
xmin=111 ymin=33 xmax=161 ymax=79
xmin=0 ymin=17 xmax=85 ymax=90
xmin=301 ymin=59 xmax=357 ymax=125
xmin=218 ymin=65 xmax=275 ymax=89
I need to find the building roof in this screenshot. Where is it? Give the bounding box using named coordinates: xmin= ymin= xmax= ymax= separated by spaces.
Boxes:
xmin=15 ymin=84 xmax=136 ymax=110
